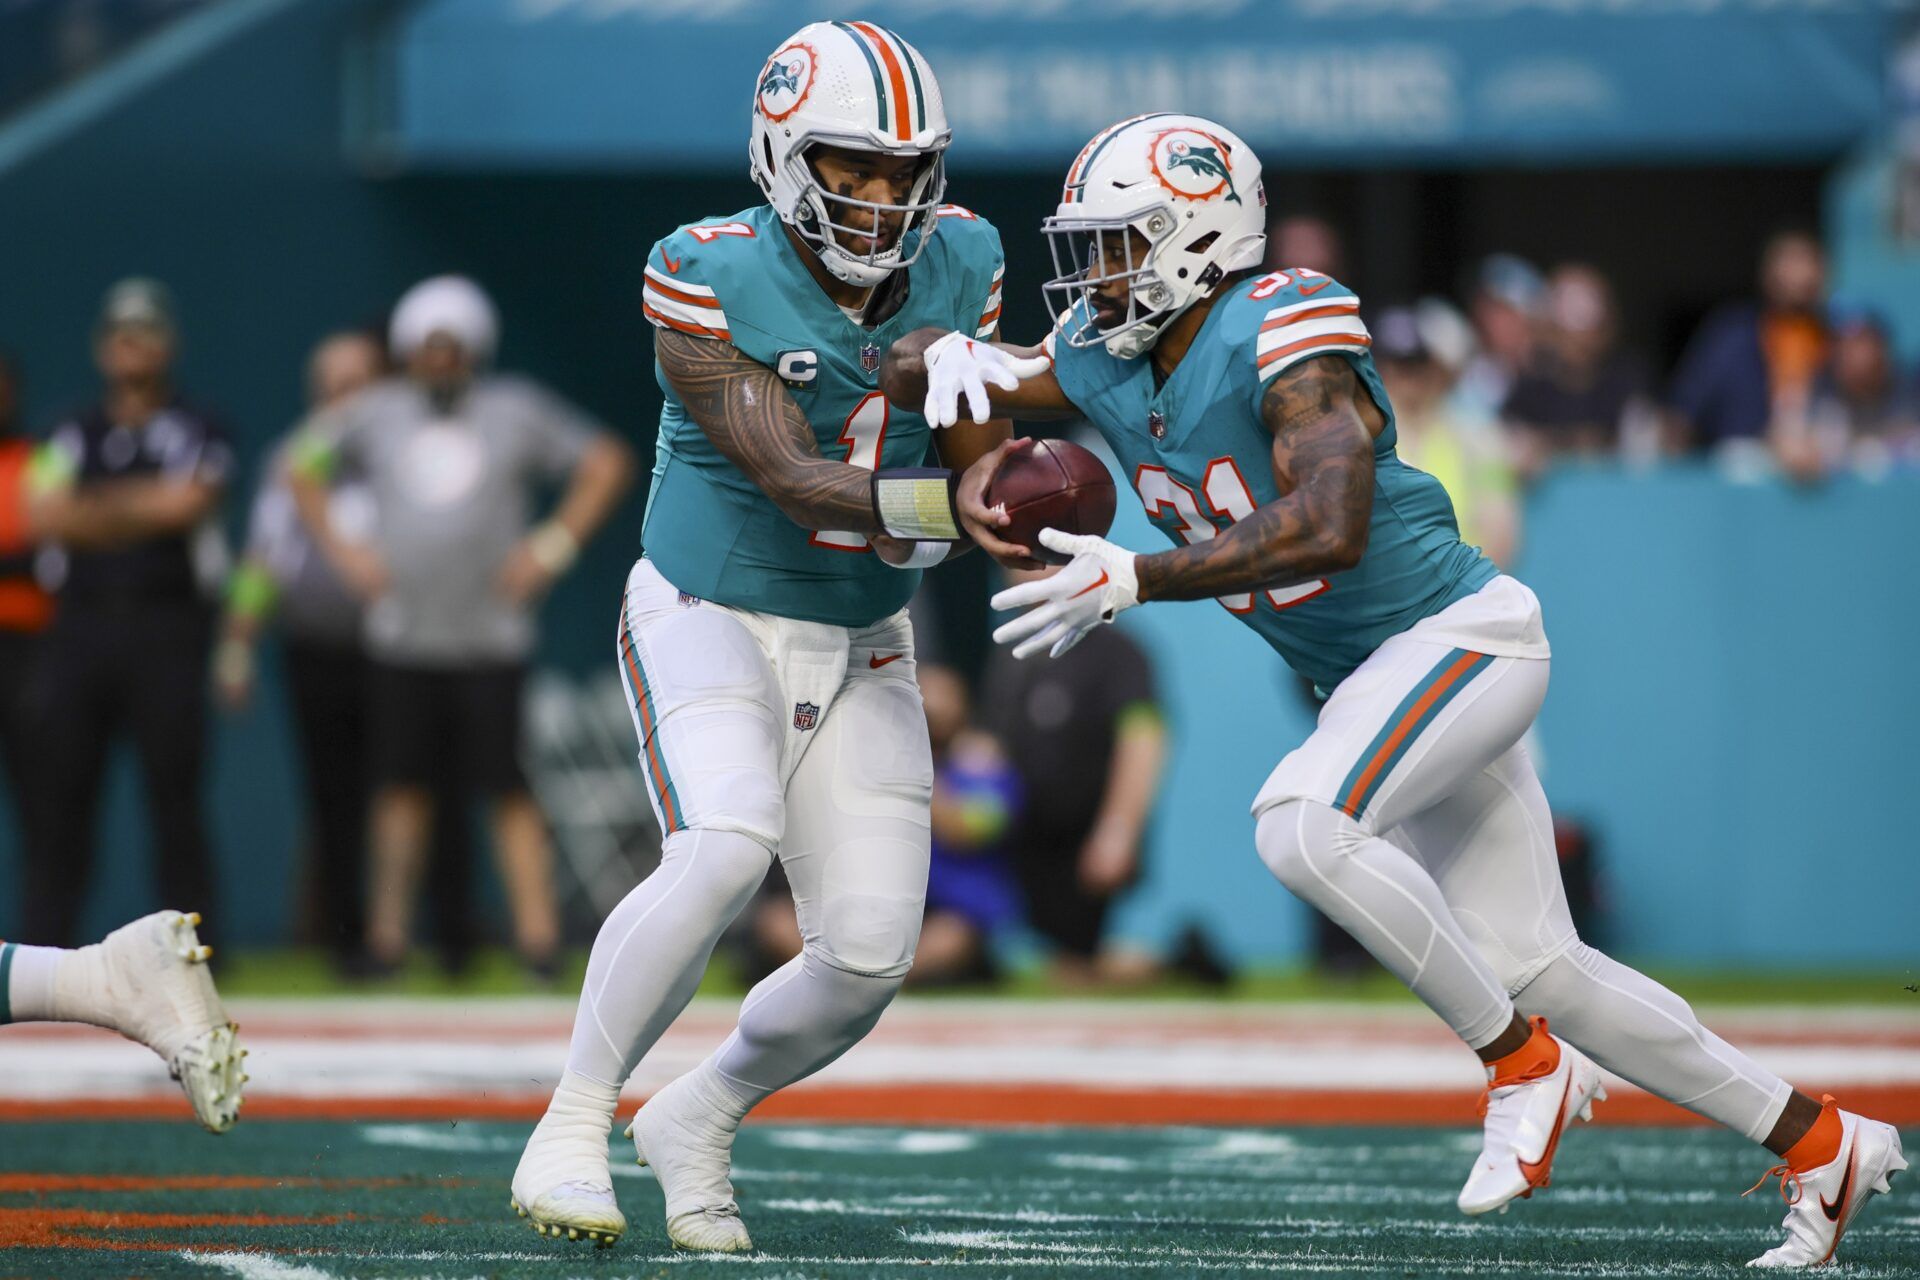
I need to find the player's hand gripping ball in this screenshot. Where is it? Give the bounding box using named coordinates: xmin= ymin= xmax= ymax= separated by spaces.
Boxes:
xmin=982 ymin=439 xmax=1117 ymax=565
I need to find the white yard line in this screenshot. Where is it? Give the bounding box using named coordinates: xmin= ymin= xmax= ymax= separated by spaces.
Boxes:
xmin=180 ymin=1253 xmax=340 ymax=1280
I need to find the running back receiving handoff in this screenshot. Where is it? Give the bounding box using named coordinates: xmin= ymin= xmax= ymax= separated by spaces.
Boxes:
xmin=883 ymin=112 xmax=1904 ymax=1269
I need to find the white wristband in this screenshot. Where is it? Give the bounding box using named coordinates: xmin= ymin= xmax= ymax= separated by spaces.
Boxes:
xmin=887 ymin=540 xmax=951 ymax=570
xmin=526 ymin=521 xmax=580 ymax=575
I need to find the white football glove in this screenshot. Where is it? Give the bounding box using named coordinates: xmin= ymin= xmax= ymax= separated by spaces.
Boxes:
xmin=923 ymin=330 xmax=1051 ymax=427
xmin=990 ymin=529 xmax=1141 ymax=659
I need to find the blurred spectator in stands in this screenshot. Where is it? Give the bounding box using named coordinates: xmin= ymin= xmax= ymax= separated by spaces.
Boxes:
xmin=1670 ymin=229 xmax=1828 ymax=452
xmin=1453 ymin=254 xmax=1542 ymax=427
xmin=1373 ymin=304 xmax=1521 ymax=569
xmin=983 ymin=582 xmax=1171 ymax=988
xmin=0 ymin=351 xmax=52 ymax=866
xmin=290 ymin=276 xmax=634 ymax=978
xmin=1265 ymin=213 xmax=1345 ymax=278
xmin=1771 ymin=303 xmax=1920 ymax=480
xmin=21 ymin=279 xmax=231 ymax=946
xmin=915 ymin=664 xmax=1022 ymax=986
xmin=1501 ymin=263 xmax=1656 ymax=481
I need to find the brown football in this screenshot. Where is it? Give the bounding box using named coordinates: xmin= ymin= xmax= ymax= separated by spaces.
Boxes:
xmin=984 ymin=438 xmax=1118 ymax=565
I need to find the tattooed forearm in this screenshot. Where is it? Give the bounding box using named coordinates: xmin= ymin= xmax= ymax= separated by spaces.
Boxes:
xmin=1135 ymin=356 xmax=1374 ymax=604
xmin=656 ymin=328 xmax=880 ymax=534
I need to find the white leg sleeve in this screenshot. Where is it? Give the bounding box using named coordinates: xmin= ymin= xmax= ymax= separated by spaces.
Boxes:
xmin=0 ymin=943 xmax=62 ymax=1024
xmin=710 ymin=950 xmax=902 ymax=1109
xmin=562 ymin=563 xmax=791 ymax=1086
xmin=710 ymin=639 xmax=931 ymax=1109
xmin=1516 ymin=944 xmax=1792 ymax=1143
xmin=1258 ymin=800 xmax=1516 ymax=1049
xmin=1396 ymin=738 xmax=1793 ymax=1143
xmin=562 ymin=827 xmax=773 ymax=1086
xmin=1252 ymin=647 xmax=1555 ymax=1050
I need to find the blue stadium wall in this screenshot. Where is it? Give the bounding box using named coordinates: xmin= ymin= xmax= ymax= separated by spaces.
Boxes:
xmin=0 ymin=0 xmax=1914 ymax=968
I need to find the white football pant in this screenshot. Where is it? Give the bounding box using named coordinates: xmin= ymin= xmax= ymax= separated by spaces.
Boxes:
xmin=562 ymin=557 xmax=931 ymax=1111
xmin=1253 ymin=576 xmax=1791 ymax=1142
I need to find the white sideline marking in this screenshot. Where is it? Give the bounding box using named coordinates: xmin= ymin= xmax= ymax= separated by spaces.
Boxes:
xmin=182 ymin=1254 xmax=338 ymax=1280
xmin=1050 ymin=1152 xmax=1141 ymax=1171
xmin=762 ymin=1127 xmax=978 ymax=1154
xmin=357 ymin=1123 xmax=520 ymax=1153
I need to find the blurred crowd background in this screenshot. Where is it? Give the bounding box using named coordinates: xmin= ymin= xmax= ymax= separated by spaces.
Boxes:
xmin=0 ymin=0 xmax=1916 ymax=987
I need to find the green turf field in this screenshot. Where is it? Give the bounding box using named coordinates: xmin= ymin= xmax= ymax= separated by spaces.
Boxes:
xmin=1 ymin=1121 xmax=1913 ymax=1278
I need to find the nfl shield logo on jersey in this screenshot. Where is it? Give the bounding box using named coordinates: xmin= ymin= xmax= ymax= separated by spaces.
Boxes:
xmin=1148 ymin=409 xmax=1167 ymax=440
xmin=860 ymin=342 xmax=882 ymax=377
xmin=793 ymin=701 xmax=820 ymax=731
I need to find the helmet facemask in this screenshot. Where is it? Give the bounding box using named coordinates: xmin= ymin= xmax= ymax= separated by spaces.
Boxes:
xmin=782 ymin=139 xmax=947 ymax=288
xmin=1043 ymin=206 xmax=1220 ymax=360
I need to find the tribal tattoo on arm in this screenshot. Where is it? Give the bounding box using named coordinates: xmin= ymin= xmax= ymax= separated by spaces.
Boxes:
xmin=1134 ymin=355 xmax=1377 ymax=604
xmin=655 ymin=328 xmax=881 ymax=535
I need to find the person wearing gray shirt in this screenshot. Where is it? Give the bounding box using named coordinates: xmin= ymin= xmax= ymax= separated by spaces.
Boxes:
xmin=291 ymin=277 xmax=634 ymax=977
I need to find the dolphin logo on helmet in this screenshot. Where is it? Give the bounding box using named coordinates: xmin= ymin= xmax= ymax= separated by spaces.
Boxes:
xmin=1155 ymin=131 xmax=1241 ymax=205
xmin=748 ymin=21 xmax=952 ymax=289
xmin=760 ymin=61 xmax=802 ymax=98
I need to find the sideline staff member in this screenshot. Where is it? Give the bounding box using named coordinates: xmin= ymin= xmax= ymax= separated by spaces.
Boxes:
xmin=291 ymin=276 xmax=633 ymax=975
xmin=25 ymin=279 xmax=231 ymax=946
xmin=0 ymin=352 xmax=55 ymax=857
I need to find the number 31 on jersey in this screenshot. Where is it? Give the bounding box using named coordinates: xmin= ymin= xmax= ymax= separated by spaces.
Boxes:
xmin=1135 ymin=459 xmax=1328 ymax=614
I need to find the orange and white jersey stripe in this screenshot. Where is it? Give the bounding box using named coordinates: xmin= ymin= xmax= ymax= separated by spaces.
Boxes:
xmin=643 ymin=265 xmax=731 ymax=342
xmin=975 ymin=265 xmax=1004 ymax=338
xmin=1255 ymin=296 xmax=1370 ymax=382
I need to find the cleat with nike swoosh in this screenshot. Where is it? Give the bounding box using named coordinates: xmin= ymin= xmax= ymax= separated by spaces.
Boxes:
xmin=1457 ymin=1027 xmax=1604 ymax=1216
xmin=1747 ymin=1104 xmax=1906 ymax=1268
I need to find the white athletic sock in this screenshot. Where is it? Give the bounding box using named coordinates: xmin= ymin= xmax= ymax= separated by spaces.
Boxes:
xmin=0 ymin=942 xmax=63 ymax=1024
xmin=1257 ymin=800 xmax=1517 ymax=1049
xmin=561 ymin=828 xmax=772 ymax=1085
xmin=709 ymin=949 xmax=902 ymax=1110
xmin=1516 ymin=942 xmax=1792 ymax=1143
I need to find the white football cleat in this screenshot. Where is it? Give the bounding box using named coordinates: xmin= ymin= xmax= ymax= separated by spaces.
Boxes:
xmin=510 ymin=1073 xmax=626 ymax=1249
xmin=1458 ymin=1026 xmax=1605 ymax=1216
xmin=1747 ymin=1103 xmax=1907 ymax=1268
xmin=626 ymin=1069 xmax=753 ymax=1253
xmin=96 ymin=910 xmax=245 ymax=1133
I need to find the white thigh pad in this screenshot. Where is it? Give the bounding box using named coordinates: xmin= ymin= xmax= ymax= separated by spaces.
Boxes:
xmin=782 ymin=674 xmax=933 ymax=978
xmin=620 ymin=597 xmax=786 ymax=847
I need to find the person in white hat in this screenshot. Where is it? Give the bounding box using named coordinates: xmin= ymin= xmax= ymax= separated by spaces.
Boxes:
xmin=290 ymin=275 xmax=634 ymax=986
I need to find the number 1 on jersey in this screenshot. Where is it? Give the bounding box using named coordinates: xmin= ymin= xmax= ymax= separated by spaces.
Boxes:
xmin=812 ymin=391 xmax=889 ymax=552
xmin=1135 ymin=459 xmax=1328 ymax=614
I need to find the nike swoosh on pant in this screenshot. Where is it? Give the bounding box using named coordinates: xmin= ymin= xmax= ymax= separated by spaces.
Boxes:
xmin=868 ymin=653 xmax=902 ymax=668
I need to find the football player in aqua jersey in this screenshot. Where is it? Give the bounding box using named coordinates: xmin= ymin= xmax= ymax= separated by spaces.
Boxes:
xmin=509 ymin=22 xmax=1018 ymax=1254
xmin=886 ymin=114 xmax=1905 ymax=1268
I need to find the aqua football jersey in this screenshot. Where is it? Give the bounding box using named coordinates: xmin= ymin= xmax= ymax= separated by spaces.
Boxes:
xmin=1047 ymin=270 xmax=1496 ymax=692
xmin=642 ymin=202 xmax=1004 ymax=627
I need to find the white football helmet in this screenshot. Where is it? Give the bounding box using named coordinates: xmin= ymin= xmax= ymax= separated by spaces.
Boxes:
xmin=1042 ymin=113 xmax=1267 ymax=359
xmin=749 ymin=21 xmax=950 ymax=288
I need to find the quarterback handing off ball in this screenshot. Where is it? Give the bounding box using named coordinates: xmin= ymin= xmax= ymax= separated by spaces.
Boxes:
xmin=985 ymin=439 xmax=1117 ymax=564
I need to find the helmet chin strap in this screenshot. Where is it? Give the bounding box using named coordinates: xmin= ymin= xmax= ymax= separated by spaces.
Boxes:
xmin=1103 ymin=262 xmax=1227 ymax=359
